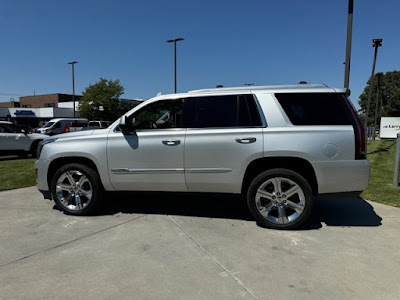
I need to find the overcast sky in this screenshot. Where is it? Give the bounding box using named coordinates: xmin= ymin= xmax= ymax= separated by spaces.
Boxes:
xmin=0 ymin=0 xmax=399 ymax=108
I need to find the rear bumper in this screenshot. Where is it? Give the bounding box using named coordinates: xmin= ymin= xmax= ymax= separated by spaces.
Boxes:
xmin=312 ymin=159 xmax=370 ymax=194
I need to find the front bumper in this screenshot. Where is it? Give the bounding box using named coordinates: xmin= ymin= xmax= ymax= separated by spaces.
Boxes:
xmin=35 ymin=158 xmax=51 ymax=197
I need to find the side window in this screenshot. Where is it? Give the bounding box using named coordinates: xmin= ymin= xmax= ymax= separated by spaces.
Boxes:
xmin=183 ymin=94 xmax=262 ymax=128
xmin=0 ymin=125 xmax=6 ymax=133
xmin=54 ymin=122 xmax=61 ymax=129
xmin=275 ymin=93 xmax=351 ymax=125
xmin=132 ymin=99 xmax=184 ymax=130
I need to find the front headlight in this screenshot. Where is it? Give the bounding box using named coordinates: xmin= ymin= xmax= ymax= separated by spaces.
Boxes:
xmin=37 ymin=138 xmax=58 ymax=158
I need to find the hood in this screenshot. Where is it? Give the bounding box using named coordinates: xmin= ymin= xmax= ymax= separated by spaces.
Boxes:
xmin=27 ymin=133 xmax=48 ymax=140
xmin=46 ymin=130 xmax=95 ymax=140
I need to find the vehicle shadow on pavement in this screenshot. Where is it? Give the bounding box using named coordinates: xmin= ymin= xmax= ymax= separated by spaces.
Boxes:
xmin=302 ymin=197 xmax=383 ymax=229
xmin=53 ymin=192 xmax=382 ymax=230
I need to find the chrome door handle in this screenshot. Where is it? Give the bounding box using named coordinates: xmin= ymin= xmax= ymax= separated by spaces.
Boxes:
xmin=235 ymin=137 xmax=256 ymax=144
xmin=162 ymin=140 xmax=181 ymax=146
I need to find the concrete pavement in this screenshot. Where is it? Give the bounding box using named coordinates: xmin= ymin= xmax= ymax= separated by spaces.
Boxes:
xmin=0 ymin=187 xmax=399 ymax=299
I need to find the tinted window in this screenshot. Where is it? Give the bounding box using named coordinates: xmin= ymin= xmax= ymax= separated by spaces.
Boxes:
xmin=132 ymin=99 xmax=184 ymax=129
xmin=275 ymin=93 xmax=351 ymax=125
xmin=183 ymin=94 xmax=262 ymax=128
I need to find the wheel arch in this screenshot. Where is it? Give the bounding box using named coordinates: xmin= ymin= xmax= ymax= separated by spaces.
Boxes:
xmin=241 ymin=157 xmax=318 ymax=196
xmin=47 ymin=157 xmax=101 ymax=190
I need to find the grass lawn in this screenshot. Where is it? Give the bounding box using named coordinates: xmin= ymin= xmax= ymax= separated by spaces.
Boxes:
xmin=362 ymin=139 xmax=400 ymax=207
xmin=0 ymin=158 xmax=36 ymax=191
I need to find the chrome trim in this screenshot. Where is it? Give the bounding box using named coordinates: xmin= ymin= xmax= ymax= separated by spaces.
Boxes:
xmin=111 ymin=168 xmax=184 ymax=174
xmin=185 ymin=168 xmax=232 ymax=173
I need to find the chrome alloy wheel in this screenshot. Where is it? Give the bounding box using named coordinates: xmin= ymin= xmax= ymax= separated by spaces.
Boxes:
xmin=55 ymin=170 xmax=93 ymax=211
xmin=255 ymin=177 xmax=306 ymax=225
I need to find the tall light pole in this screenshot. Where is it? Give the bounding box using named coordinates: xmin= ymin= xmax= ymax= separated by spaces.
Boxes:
xmin=167 ymin=38 xmax=184 ymax=93
xmin=344 ymin=0 xmax=354 ymax=91
xmin=68 ymin=61 xmax=78 ymax=117
xmin=364 ymin=39 xmax=382 ymax=139
xmin=373 ymin=73 xmax=382 ymax=140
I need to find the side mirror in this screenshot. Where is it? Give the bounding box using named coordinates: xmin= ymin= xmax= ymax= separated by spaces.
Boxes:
xmin=118 ymin=115 xmax=134 ymax=132
xmin=21 ymin=129 xmax=26 ymax=134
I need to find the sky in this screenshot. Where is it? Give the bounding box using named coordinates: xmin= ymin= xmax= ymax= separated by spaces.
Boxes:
xmin=0 ymin=0 xmax=399 ymax=109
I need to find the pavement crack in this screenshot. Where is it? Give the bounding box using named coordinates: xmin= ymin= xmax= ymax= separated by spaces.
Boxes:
xmin=168 ymin=215 xmax=258 ymax=300
xmin=0 ymin=214 xmax=146 ymax=269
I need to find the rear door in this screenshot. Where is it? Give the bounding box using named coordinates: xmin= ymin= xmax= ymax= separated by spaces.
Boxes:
xmin=183 ymin=94 xmax=264 ymax=193
xmin=0 ymin=123 xmax=30 ymax=151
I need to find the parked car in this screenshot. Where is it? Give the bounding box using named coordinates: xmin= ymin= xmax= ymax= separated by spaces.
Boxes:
xmin=36 ymin=118 xmax=88 ymax=135
xmin=0 ymin=121 xmax=48 ymax=157
xmin=83 ymin=120 xmax=111 ymax=130
xmin=35 ymin=84 xmax=370 ymax=229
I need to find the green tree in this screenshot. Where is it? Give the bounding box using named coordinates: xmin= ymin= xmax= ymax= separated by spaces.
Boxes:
xmin=79 ymin=78 xmax=136 ymax=121
xmin=358 ymin=71 xmax=400 ymax=126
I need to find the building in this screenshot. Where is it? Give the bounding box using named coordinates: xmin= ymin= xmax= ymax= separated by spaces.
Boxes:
xmin=19 ymin=94 xmax=82 ymax=108
xmin=0 ymin=93 xmax=142 ymax=129
xmin=0 ymin=101 xmax=20 ymax=108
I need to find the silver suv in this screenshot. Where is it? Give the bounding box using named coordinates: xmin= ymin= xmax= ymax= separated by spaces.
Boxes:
xmin=35 ymin=84 xmax=370 ymax=229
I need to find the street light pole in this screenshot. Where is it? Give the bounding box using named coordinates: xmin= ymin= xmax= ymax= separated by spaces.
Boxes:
xmin=68 ymin=61 xmax=78 ymax=118
xmin=167 ymin=38 xmax=184 ymax=93
xmin=364 ymin=39 xmax=382 ymax=139
xmin=344 ymin=0 xmax=354 ymax=91
xmin=373 ymin=73 xmax=381 ymax=140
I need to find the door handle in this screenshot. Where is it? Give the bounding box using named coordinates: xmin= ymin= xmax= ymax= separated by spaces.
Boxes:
xmin=162 ymin=140 xmax=181 ymax=146
xmin=235 ymin=137 xmax=256 ymax=144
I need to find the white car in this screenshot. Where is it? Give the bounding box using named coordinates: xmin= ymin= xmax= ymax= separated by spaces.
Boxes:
xmin=0 ymin=121 xmax=48 ymax=157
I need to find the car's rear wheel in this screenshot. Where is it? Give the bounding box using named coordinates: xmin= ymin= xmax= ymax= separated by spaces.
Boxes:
xmin=247 ymin=168 xmax=313 ymax=229
xmin=51 ymin=163 xmax=103 ymax=215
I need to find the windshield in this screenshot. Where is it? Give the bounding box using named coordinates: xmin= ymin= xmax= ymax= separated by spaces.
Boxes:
xmin=43 ymin=122 xmax=55 ymax=128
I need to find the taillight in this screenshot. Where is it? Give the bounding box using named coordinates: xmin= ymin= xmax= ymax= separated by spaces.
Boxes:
xmin=345 ymin=97 xmax=366 ymax=159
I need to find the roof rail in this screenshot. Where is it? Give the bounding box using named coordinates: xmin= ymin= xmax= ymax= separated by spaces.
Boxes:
xmin=189 ymin=84 xmax=329 ymax=94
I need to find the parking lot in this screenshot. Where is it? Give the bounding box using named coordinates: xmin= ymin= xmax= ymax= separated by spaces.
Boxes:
xmin=0 ymin=187 xmax=399 ymax=299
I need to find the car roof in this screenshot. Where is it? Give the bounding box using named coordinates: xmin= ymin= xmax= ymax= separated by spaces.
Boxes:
xmin=147 ymin=84 xmax=346 ymax=102
xmin=0 ymin=121 xmax=13 ymax=124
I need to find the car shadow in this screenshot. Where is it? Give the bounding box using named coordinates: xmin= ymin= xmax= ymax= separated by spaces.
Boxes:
xmin=54 ymin=192 xmax=382 ymax=230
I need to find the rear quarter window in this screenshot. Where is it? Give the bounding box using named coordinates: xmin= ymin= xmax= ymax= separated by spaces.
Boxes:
xmin=275 ymin=93 xmax=351 ymax=125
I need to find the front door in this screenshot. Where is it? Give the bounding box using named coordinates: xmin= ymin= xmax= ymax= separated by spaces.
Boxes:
xmin=107 ymin=98 xmax=187 ymax=191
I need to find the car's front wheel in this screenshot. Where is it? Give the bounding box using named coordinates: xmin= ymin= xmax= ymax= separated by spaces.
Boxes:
xmin=51 ymin=163 xmax=103 ymax=215
xmin=247 ymin=169 xmax=313 ymax=229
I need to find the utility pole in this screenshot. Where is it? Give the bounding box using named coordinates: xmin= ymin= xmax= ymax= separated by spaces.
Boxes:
xmin=364 ymin=39 xmax=382 ymax=140
xmin=68 ymin=61 xmax=78 ymax=118
xmin=344 ymin=0 xmax=354 ymax=91
xmin=373 ymin=74 xmax=381 ymax=140
xmin=167 ymin=38 xmax=184 ymax=93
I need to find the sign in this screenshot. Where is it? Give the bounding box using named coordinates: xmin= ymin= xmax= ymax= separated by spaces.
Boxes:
xmin=14 ymin=110 xmax=35 ymax=117
xmin=380 ymin=117 xmax=400 ymax=139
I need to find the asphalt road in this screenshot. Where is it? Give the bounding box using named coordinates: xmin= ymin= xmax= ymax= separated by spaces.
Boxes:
xmin=0 ymin=187 xmax=399 ymax=299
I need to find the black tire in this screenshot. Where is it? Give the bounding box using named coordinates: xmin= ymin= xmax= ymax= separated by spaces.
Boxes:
xmin=30 ymin=140 xmax=41 ymax=158
xmin=18 ymin=152 xmax=29 ymax=159
xmin=247 ymin=168 xmax=313 ymax=230
xmin=51 ymin=163 xmax=104 ymax=216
